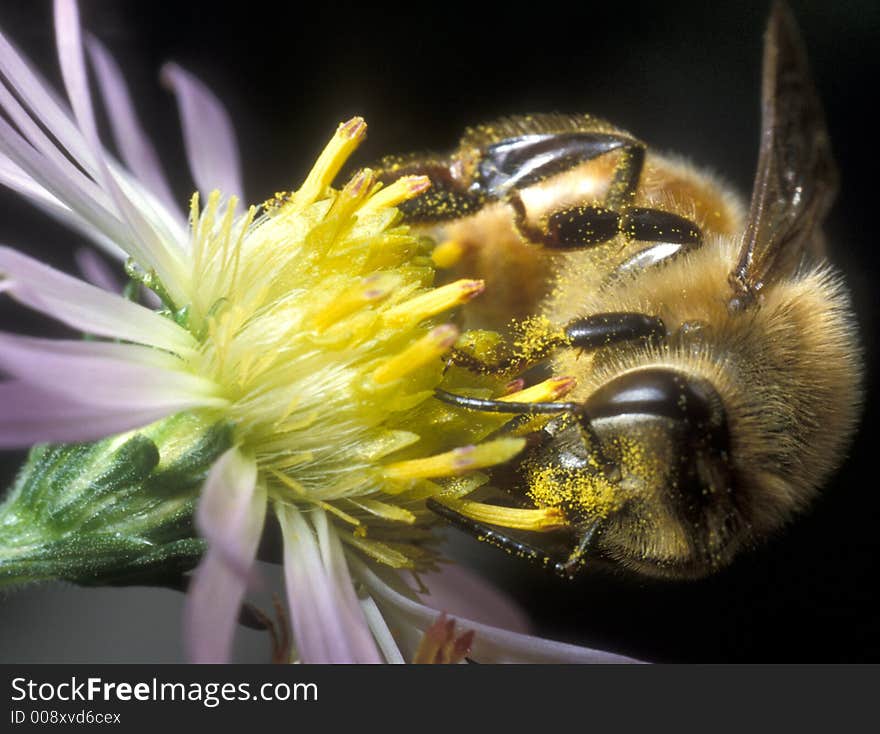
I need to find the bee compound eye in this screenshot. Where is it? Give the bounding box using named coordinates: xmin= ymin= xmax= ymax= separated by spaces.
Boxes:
xmin=585 ymin=368 xmax=728 ymax=447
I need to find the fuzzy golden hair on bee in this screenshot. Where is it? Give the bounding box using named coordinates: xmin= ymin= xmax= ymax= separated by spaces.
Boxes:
xmin=375 ymin=2 xmax=863 ymax=579
xmin=549 ymin=238 xmax=862 ymax=573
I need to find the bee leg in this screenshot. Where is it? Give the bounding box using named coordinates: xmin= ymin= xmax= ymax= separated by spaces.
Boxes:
xmin=618 ymin=207 xmax=703 ymax=247
xmin=560 ymin=518 xmax=602 ymax=576
xmin=484 ymin=413 xmax=551 ymax=441
xmin=447 ymin=311 xmax=666 ymax=376
xmin=445 ymin=347 xmax=524 ymax=376
xmin=505 ymin=137 xmax=646 ymax=247
xmin=433 ymin=390 xmax=617 ymax=478
xmin=564 ymin=311 xmax=666 ymax=350
xmin=532 ymin=202 xmax=703 ymax=250
xmin=426 ymin=497 xmax=577 ymax=578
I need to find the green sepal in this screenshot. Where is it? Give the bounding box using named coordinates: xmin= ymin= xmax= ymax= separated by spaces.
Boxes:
xmin=0 ymin=414 xmax=233 ymax=590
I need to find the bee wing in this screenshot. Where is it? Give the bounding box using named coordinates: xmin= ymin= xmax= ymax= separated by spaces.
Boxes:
xmin=729 ymin=1 xmax=838 ymax=305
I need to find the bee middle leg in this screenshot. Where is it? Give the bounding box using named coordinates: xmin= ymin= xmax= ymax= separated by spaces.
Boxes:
xmin=505 ymin=137 xmax=701 ymax=252
xmin=509 ymin=193 xmax=703 ymax=251
xmin=448 ymin=310 xmax=667 ymax=375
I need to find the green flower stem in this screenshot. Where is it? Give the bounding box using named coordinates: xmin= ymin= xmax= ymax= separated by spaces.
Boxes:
xmin=0 ymin=414 xmax=232 ymax=589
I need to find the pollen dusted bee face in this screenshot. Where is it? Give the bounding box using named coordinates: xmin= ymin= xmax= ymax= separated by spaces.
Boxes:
xmin=375 ymin=2 xmax=863 ymax=579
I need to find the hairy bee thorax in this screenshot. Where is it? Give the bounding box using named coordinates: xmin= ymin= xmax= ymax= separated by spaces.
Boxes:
xmin=414 ymin=146 xmax=746 ymax=334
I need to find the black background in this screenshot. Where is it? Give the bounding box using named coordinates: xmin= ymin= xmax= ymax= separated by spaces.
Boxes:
xmin=0 ymin=0 xmax=878 ymax=662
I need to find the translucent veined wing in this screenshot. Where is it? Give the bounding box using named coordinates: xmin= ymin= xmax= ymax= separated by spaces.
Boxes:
xmin=729 ymin=1 xmax=838 ymax=307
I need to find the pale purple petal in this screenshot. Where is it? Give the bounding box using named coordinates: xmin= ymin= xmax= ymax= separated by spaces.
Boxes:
xmin=73 ymin=248 xmax=122 ymax=292
xmin=313 ymin=511 xmax=382 ymax=662
xmin=353 ymin=559 xmax=641 ymax=664
xmin=53 ymin=0 xmax=191 ymax=305
xmin=160 ymin=63 xmax=244 ymax=204
xmin=0 ymin=76 xmax=111 ymax=208
xmin=85 ymin=36 xmax=181 ymax=219
xmin=0 ymin=153 xmax=120 ymax=255
xmin=279 ymin=506 xmax=380 ymax=663
xmin=0 ymin=20 xmax=101 ymax=178
xmin=0 ymin=40 xmax=132 ymax=259
xmin=416 ymin=564 xmax=531 ymax=634
xmin=0 ymin=332 xmax=225 ymax=410
xmin=195 ymin=446 xmax=260 ymax=579
xmin=53 ymin=0 xmax=101 ymax=166
xmin=185 ymin=448 xmax=266 ymax=663
xmin=0 ymin=380 xmax=180 ymax=446
xmin=0 ymin=113 xmax=134 ymax=247
xmin=0 ymin=246 xmax=196 ymax=353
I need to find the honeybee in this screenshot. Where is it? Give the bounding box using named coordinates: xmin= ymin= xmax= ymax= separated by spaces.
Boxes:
xmin=375 ymin=2 xmax=862 ymax=579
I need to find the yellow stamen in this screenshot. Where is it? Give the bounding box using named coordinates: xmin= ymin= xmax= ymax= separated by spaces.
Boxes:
xmin=292 ymin=117 xmax=367 ymax=208
xmin=502 ymin=379 xmax=525 ymax=395
xmin=383 ymin=279 xmax=484 ymax=326
xmin=501 ymin=376 xmax=577 ymax=403
xmin=434 ymin=496 xmax=568 ymax=531
xmin=343 ymin=534 xmax=416 ymax=568
xmin=270 ymin=470 xmax=362 ymax=528
xmin=372 ymin=324 xmax=459 ymax=384
xmin=359 ymin=175 xmax=430 ymax=215
xmin=348 ymin=498 xmax=417 ymax=524
xmin=312 ymin=272 xmax=401 ymax=331
xmin=343 ymin=168 xmax=378 ymax=199
xmin=431 ymin=239 xmax=465 ymax=269
xmin=262 ymin=190 xmax=292 ymax=210
xmin=384 ymin=437 xmax=526 ymax=480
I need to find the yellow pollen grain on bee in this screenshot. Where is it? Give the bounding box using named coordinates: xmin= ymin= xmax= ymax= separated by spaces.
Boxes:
xmin=382 ymin=279 xmax=484 ymax=326
xmin=527 ymin=464 xmax=623 ymax=520
xmin=431 ymin=239 xmax=465 ymax=268
xmin=291 ymin=116 xmax=368 ymax=208
xmin=359 ymin=175 xmax=431 ymax=215
xmin=372 ymin=324 xmax=459 ymax=384
xmin=500 ymin=376 xmax=577 ymax=403
xmin=383 ymin=437 xmax=526 ymax=481
xmin=512 ymin=315 xmax=568 ymax=363
xmin=311 ymin=272 xmax=400 ymax=332
xmin=434 ymin=496 xmax=568 ymax=532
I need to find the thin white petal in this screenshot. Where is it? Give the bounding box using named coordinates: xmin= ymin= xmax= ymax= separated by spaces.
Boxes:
xmin=185 ymin=449 xmax=265 ymax=663
xmin=85 ymin=36 xmax=181 ymax=219
xmin=0 ymin=380 xmax=180 ymax=446
xmin=160 ymin=63 xmax=244 ymax=205
xmin=279 ymin=506 xmax=380 ymax=663
xmin=359 ymin=595 xmax=405 ymax=664
xmin=353 ymin=558 xmax=641 ymax=664
xmin=0 ymin=246 xmax=196 ymax=353
xmin=0 ymin=332 xmax=225 ymax=410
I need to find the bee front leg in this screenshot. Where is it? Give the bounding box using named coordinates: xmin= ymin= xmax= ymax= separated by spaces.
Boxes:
xmin=425 ymin=496 xmax=585 ymax=578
